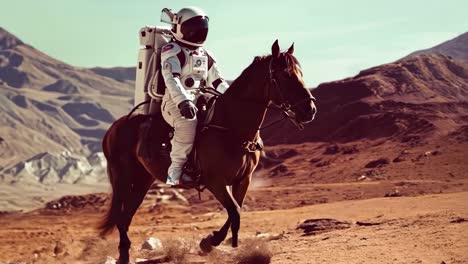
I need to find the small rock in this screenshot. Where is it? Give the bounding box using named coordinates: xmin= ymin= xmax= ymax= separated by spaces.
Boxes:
xmin=384 ymin=190 xmax=401 ymax=197
xmin=365 ymin=158 xmax=390 ymax=168
xmin=54 ymin=240 xmax=65 ymax=255
xmin=296 ymin=218 xmax=351 ymax=236
xmin=169 ymin=189 xmax=189 ymax=205
xmin=316 ymin=160 xmax=331 ymax=167
xmin=255 ymin=232 xmax=284 ymax=241
xmin=141 ymin=237 xmax=163 ymax=250
xmin=157 ymin=194 xmax=173 ymax=202
xmin=309 ymin=158 xmax=321 ymax=163
xmin=324 ymin=144 xmax=340 ymax=155
xmin=450 ymin=217 xmax=465 ymax=223
xmin=103 ymin=256 xmax=117 ymax=264
xmin=357 ymin=175 xmax=368 ymax=181
xmin=356 ymin=221 xmax=382 ymax=226
xmin=342 ymin=145 xmax=359 ymax=154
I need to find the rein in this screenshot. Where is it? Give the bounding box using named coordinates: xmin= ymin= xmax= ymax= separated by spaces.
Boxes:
xmin=200 ymin=56 xmax=314 ymax=134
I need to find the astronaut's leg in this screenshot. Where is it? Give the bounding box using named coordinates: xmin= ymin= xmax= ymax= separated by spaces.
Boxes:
xmin=161 ymin=97 xmax=197 ymax=185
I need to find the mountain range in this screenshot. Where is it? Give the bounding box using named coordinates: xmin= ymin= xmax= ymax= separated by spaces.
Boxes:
xmin=0 ymin=27 xmax=133 ymax=184
xmin=0 ymin=26 xmax=467 ymax=210
xmin=262 ymin=32 xmax=468 ymax=145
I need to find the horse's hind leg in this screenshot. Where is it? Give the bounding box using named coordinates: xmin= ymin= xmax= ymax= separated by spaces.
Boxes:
xmin=117 ymin=165 xmax=154 ymax=264
xmin=117 ymin=225 xmax=131 ymax=264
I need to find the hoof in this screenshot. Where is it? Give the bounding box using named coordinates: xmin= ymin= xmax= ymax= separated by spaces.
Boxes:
xmin=231 ymin=236 xmax=238 ymax=248
xmin=210 ymin=232 xmax=223 ymax=247
xmin=199 ymin=235 xmax=214 ymax=253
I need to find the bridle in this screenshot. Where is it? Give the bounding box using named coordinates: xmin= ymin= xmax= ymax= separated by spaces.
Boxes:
xmin=261 ymin=55 xmax=315 ymax=130
xmin=197 ymin=54 xmax=315 ymax=132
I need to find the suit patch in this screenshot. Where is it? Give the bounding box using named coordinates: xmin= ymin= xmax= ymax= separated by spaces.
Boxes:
xmin=162 ymin=44 xmax=174 ymax=52
xmin=163 ymin=61 xmax=172 ymax=72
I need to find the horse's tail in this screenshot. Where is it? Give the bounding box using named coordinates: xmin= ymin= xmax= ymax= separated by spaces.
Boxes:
xmin=98 ymin=118 xmax=129 ymax=237
xmin=98 ymin=165 xmax=121 ymax=236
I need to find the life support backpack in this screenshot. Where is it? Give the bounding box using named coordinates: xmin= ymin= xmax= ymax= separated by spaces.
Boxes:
xmin=134 ymin=26 xmax=174 ymax=115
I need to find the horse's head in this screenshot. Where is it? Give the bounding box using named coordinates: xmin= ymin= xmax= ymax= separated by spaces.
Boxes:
xmin=267 ymin=40 xmax=317 ymax=128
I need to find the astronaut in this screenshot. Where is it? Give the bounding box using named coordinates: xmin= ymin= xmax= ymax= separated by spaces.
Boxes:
xmin=160 ymin=6 xmax=230 ymax=187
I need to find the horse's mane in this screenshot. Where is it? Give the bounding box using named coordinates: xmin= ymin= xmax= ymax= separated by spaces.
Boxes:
xmin=225 ymin=55 xmax=270 ymax=95
xmin=225 ymin=52 xmax=302 ymax=96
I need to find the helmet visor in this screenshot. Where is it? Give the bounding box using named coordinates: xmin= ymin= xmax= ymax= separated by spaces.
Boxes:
xmin=181 ymin=16 xmax=209 ymax=44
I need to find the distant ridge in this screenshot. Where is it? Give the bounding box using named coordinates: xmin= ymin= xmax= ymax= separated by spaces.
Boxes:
xmin=89 ymin=66 xmax=136 ymax=83
xmin=262 ymin=54 xmax=468 ymax=144
xmin=0 ymin=27 xmax=24 ymax=49
xmin=406 ymin=32 xmax=468 ymax=62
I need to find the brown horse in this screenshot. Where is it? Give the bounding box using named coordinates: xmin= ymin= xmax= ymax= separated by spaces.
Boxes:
xmin=98 ymin=40 xmax=316 ymax=263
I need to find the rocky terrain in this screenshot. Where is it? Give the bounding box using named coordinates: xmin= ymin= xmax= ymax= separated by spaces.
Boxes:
xmin=0 ymin=27 xmax=467 ymax=263
xmin=0 ymin=185 xmax=466 ymax=263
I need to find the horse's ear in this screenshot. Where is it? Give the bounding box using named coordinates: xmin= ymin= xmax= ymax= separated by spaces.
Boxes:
xmin=287 ymin=42 xmax=294 ymax=54
xmin=272 ymin=39 xmax=280 ymax=58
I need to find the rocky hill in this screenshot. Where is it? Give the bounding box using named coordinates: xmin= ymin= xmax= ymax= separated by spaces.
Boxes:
xmin=407 ymin=32 xmax=468 ymax=62
xmin=0 ymin=27 xmax=134 ymax=184
xmin=262 ymin=54 xmax=468 ymax=145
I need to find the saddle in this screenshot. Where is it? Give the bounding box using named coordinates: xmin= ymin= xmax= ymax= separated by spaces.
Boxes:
xmin=137 ymin=94 xmax=217 ymax=185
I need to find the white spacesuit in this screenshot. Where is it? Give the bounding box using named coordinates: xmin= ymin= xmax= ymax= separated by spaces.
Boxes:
xmin=161 ymin=6 xmax=229 ymax=186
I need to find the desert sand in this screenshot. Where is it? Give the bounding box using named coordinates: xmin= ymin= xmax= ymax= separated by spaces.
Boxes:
xmin=0 ymin=189 xmax=466 ymax=263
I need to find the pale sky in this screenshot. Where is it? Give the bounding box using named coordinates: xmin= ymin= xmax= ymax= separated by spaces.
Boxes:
xmin=1 ymin=0 xmax=467 ymax=87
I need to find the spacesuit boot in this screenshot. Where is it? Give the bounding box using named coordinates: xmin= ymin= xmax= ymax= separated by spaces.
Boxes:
xmin=165 ymin=131 xmax=198 ymax=187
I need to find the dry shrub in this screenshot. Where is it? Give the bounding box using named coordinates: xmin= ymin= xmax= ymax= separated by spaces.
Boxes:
xmin=139 ymin=246 xmax=165 ymax=260
xmin=162 ymin=237 xmax=194 ymax=263
xmin=234 ymin=239 xmax=273 ymax=264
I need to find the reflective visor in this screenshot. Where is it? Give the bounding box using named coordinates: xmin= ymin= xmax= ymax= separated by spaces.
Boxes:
xmin=181 ymin=16 xmax=209 ymax=44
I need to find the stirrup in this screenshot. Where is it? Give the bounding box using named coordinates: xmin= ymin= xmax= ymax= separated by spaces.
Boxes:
xmin=173 ymin=174 xmax=198 ymax=189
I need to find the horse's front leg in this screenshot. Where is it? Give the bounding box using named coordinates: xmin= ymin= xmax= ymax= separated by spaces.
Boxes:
xmin=230 ymin=173 xmax=253 ymax=248
xmin=211 ymin=218 xmax=232 ymax=246
xmin=226 ymin=186 xmax=241 ymax=248
xmin=200 ymin=217 xmax=231 ymax=252
xmin=200 ymin=185 xmax=241 ymax=251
